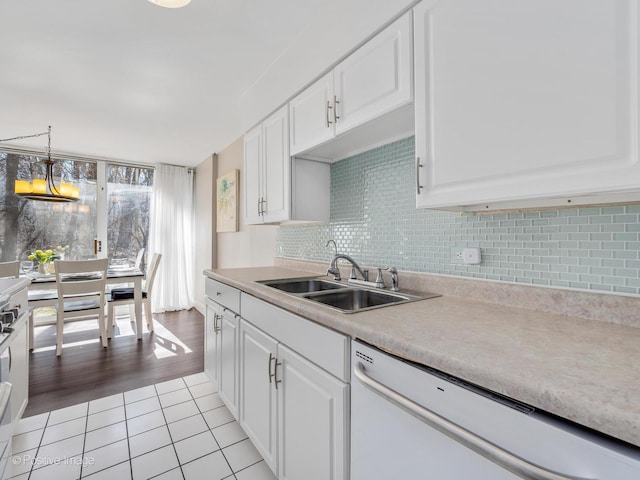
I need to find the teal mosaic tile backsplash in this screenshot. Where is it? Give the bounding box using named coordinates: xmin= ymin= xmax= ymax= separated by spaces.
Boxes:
xmin=276 ymin=136 xmax=640 ymax=295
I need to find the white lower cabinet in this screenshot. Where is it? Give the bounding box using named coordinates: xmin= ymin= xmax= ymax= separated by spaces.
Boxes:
xmin=217 ymin=309 xmax=240 ymax=419
xmin=205 ymin=281 xmax=350 ymax=480
xmin=204 ymin=278 xmax=242 ymax=418
xmin=204 ymin=298 xmax=220 ymax=386
xmin=276 ymin=343 xmax=348 ymax=480
xmin=239 ymin=320 xmax=278 ymax=472
xmin=8 ymin=311 xmax=29 ymax=427
xmin=237 ymin=295 xmax=350 ymax=480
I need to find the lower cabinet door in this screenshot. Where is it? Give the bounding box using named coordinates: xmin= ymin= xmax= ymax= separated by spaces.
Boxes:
xmin=239 ymin=320 xmax=278 ymax=474
xmin=277 ymin=343 xmax=349 ymax=480
xmin=204 ymin=300 xmax=221 ymax=386
xmin=9 ymin=313 xmax=29 ymax=426
xmin=218 ymin=310 xmax=240 ymax=419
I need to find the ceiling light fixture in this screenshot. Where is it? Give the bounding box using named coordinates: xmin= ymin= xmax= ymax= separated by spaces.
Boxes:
xmin=147 ymin=0 xmax=192 ymax=8
xmin=0 ymin=126 xmax=80 ymax=203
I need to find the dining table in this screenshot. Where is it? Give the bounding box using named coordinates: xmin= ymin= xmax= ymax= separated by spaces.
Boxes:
xmin=25 ymin=266 xmax=146 ymax=349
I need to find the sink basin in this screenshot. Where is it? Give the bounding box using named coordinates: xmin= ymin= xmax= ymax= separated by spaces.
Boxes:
xmin=259 ymin=277 xmax=347 ymax=294
xmin=304 ymin=288 xmax=438 ymax=313
xmin=258 ymin=276 xmax=439 ymax=313
xmin=304 ymin=289 xmax=409 ymax=312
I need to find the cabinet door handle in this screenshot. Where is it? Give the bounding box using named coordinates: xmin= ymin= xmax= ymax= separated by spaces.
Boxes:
xmin=268 ymin=353 xmax=276 ymax=384
xmin=213 ymin=313 xmax=220 ymax=334
xmin=257 ymin=198 xmax=261 ymax=216
xmin=416 ymin=157 xmax=424 ymax=195
xmin=326 ymin=101 xmax=333 ymax=127
xmin=261 ymin=197 xmax=266 ymax=216
xmin=333 ymin=95 xmax=340 ymax=123
xmin=273 ymin=358 xmax=282 ymax=389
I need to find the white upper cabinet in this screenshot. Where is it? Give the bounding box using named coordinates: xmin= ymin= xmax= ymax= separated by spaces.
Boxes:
xmin=334 ymin=11 xmax=413 ymax=135
xmin=244 ymin=106 xmax=291 ymax=224
xmin=244 ymin=105 xmax=329 ymax=225
xmin=290 ymin=11 xmax=414 ymax=160
xmin=243 ymin=125 xmax=263 ymax=225
xmin=262 ymin=106 xmax=291 ymax=223
xmin=415 ymin=0 xmax=640 ymax=211
xmin=289 ymin=73 xmax=336 ymax=157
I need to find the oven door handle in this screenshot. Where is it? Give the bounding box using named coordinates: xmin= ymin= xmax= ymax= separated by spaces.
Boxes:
xmin=354 ymin=362 xmax=596 ymax=480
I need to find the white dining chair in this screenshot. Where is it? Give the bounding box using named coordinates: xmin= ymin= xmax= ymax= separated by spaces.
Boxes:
xmin=134 ymin=248 xmax=145 ymax=270
xmin=0 ymin=261 xmax=19 ymax=278
xmin=53 ymin=258 xmax=109 ymax=356
xmin=107 ymin=252 xmax=161 ymax=338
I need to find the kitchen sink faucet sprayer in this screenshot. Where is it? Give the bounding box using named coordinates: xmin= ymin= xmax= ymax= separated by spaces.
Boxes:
xmin=326 ymin=239 xmax=338 ymax=257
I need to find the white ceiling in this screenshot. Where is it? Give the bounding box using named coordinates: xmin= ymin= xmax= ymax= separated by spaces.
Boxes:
xmin=0 ymin=0 xmax=331 ymax=167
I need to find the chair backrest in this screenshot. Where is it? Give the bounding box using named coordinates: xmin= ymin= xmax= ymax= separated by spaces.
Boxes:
xmin=0 ymin=261 xmax=19 ymax=278
xmin=134 ymin=248 xmax=145 ymax=269
xmin=144 ymin=253 xmax=162 ymax=295
xmin=54 ymin=259 xmax=109 ymax=302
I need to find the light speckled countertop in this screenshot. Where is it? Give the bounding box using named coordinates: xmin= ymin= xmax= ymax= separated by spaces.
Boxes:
xmin=204 ymin=265 xmax=640 ymax=448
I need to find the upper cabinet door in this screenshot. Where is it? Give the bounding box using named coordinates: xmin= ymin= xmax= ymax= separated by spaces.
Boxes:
xmin=262 ymin=106 xmax=291 ymax=223
xmin=415 ymin=0 xmax=640 ymax=211
xmin=243 ymin=124 xmax=263 ymax=225
xmin=334 ymin=12 xmax=413 ymax=135
xmin=289 ymin=72 xmax=335 ymax=156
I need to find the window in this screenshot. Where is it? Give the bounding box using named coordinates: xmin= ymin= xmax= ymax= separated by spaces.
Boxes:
xmin=0 ymin=151 xmax=154 ymax=269
xmin=0 ymin=152 xmax=97 ymax=262
xmin=107 ymin=164 xmax=154 ymax=271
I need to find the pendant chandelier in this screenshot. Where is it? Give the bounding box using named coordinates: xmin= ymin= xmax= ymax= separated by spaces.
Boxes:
xmin=0 ymin=126 xmax=80 ymax=203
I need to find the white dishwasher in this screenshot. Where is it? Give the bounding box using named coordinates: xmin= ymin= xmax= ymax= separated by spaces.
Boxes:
xmin=351 ymin=340 xmax=640 ymax=480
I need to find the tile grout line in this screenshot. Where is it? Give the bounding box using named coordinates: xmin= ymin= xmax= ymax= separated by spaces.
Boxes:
xmin=78 ymin=403 xmax=90 ymax=479
xmin=188 ymin=381 xmax=239 ymax=477
xmin=153 ymin=380 xmax=186 ymax=480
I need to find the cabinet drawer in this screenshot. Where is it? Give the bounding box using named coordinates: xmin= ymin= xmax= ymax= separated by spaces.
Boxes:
xmin=9 ymin=288 xmax=28 ymax=313
xmin=205 ymin=278 xmax=240 ymax=313
xmin=241 ymin=293 xmax=350 ymax=382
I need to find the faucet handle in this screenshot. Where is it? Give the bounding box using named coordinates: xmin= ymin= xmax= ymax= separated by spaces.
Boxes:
xmin=375 ymin=268 xmax=386 ymax=289
xmin=386 ymin=267 xmax=399 ymax=291
xmin=327 ymin=266 xmax=341 ymax=281
xmin=349 ymin=266 xmax=357 ymax=280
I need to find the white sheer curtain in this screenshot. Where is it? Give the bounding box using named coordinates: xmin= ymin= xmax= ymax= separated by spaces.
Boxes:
xmin=150 ymin=164 xmax=195 ymax=312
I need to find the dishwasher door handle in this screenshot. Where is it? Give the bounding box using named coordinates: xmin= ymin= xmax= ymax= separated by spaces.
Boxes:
xmin=354 ymin=362 xmax=596 ymax=480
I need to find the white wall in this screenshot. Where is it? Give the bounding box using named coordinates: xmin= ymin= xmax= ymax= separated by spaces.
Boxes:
xmin=193 ymin=154 xmax=215 ymax=313
xmin=216 ymin=138 xmax=279 ymax=269
xmin=239 ymin=0 xmax=416 ymax=131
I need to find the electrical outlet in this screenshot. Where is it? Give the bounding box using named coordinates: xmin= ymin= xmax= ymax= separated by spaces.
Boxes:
xmin=451 ymin=247 xmax=481 ymax=264
xmin=462 ymin=247 xmax=481 ymax=265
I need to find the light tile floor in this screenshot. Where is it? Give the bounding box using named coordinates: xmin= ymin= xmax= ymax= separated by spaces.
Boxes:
xmin=8 ymin=373 xmax=276 ymax=480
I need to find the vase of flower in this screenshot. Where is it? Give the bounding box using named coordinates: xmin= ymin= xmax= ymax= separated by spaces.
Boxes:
xmin=29 ymin=249 xmax=56 ymax=275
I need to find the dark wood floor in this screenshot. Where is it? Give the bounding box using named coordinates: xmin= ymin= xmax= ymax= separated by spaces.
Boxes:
xmin=25 ymin=308 xmax=204 ymax=417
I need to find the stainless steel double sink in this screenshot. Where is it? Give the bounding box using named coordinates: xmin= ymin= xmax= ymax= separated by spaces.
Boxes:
xmin=258 ymin=277 xmax=439 ymax=313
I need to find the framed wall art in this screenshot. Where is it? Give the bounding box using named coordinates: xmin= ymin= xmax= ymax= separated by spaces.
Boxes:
xmin=216 ymin=169 xmax=239 ymax=233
